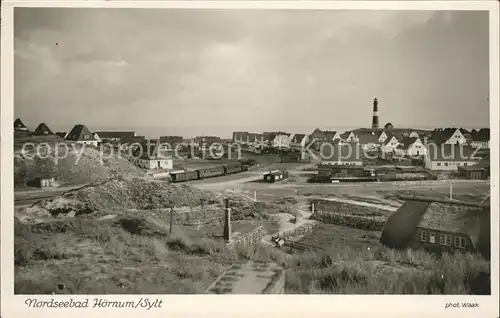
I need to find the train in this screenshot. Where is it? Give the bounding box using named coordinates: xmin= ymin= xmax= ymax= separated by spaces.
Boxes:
xmin=169 ymin=161 xmax=249 ymax=183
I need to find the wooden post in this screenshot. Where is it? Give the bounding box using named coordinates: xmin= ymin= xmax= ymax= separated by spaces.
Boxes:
xmin=169 ymin=207 xmax=174 ymax=234
xmin=311 ymin=202 xmax=315 ymax=213
xmin=449 ymin=179 xmax=453 ymax=200
xmin=254 ymin=190 xmax=257 ymax=201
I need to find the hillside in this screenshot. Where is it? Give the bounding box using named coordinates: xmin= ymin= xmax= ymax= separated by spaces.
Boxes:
xmin=14 ymin=143 xmax=145 ymax=188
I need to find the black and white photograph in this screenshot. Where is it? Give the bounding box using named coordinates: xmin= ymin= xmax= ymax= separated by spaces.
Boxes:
xmin=1 ymin=0 xmax=499 ymax=313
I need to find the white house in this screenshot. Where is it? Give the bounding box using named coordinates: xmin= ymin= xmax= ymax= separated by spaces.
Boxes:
xmin=394 ymin=137 xmax=427 ymax=157
xmin=65 ymin=124 xmax=99 ymax=147
xmin=341 ymin=131 xmax=357 ymax=143
xmin=380 ymin=136 xmax=400 ymax=154
xmin=356 ymin=132 xmax=380 ymax=151
xmin=377 ymin=131 xmax=389 ymax=143
xmin=430 ymin=128 xmax=467 ymax=145
xmin=424 ymin=144 xmax=479 ymax=171
xmin=131 ymin=142 xmax=173 ymax=170
xmin=273 ymin=133 xmax=292 ymax=149
xmin=93 ymin=133 xmax=102 ymax=143
xmin=409 ymin=131 xmax=420 ymax=138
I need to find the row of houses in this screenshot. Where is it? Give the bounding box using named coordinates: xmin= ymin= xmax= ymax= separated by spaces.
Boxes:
xmin=14 ymin=118 xmax=175 ymax=171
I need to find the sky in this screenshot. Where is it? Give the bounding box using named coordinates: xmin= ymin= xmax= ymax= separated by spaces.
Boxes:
xmin=14 ymin=8 xmax=490 ymax=138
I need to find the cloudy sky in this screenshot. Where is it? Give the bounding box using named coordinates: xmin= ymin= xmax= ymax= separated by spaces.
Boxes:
xmin=14 ymin=8 xmax=489 ymax=137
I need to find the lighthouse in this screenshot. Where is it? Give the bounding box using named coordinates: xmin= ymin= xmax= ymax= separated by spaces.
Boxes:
xmin=371 ymin=98 xmax=379 ymax=129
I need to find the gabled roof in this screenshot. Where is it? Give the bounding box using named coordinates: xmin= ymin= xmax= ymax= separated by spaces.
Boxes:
xmin=319 ymin=142 xmax=363 ymax=162
xmin=429 ymin=128 xmax=462 ymax=144
xmin=55 ymin=132 xmax=67 ymax=138
xmin=427 ymin=144 xmax=478 ymax=162
xmin=380 ymin=196 xmax=488 ymax=249
xmin=65 ymin=124 xmax=98 ymax=142
xmin=33 ymin=122 xmax=54 ymax=135
xmin=14 ymin=118 xmax=28 ymax=131
xmin=383 ymin=135 xmax=399 ymax=146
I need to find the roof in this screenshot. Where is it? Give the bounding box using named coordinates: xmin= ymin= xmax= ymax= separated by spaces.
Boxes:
xmin=380 ymin=196 xmax=488 ymax=249
xmin=318 ymin=143 xmax=363 ymax=162
xmin=471 ymin=128 xmax=490 ymax=142
xmin=292 ymin=133 xmax=306 ymax=143
xmin=132 ymin=141 xmax=173 ymax=159
xmin=356 ymin=132 xmax=379 ymax=144
xmin=55 ymin=132 xmax=67 ymax=138
xmin=33 ymin=123 xmax=54 ymax=135
xmin=397 ymin=137 xmax=419 ymax=150
xmin=427 ymin=144 xmax=479 ymax=162
xmin=429 ymin=128 xmax=461 ymax=144
xmin=96 ymin=131 xmax=136 ymax=140
xmin=65 ymin=124 xmax=98 ymax=142
xmin=14 ymin=118 xmax=28 ymax=131
xmin=311 ymin=128 xmax=337 ymax=140
xmin=383 ymin=135 xmax=399 ymax=145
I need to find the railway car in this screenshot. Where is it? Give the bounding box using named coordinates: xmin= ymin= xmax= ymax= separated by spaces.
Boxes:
xmin=197 ymin=166 xmax=225 ymax=179
xmin=224 ymin=162 xmax=244 ymax=175
xmin=170 ymin=170 xmax=199 ymax=183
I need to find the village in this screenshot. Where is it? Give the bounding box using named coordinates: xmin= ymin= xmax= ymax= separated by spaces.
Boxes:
xmin=13 ymin=97 xmax=491 ymax=295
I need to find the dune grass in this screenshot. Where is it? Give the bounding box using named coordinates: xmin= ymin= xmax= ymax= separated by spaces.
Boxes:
xmin=14 ymin=214 xmax=490 ymax=295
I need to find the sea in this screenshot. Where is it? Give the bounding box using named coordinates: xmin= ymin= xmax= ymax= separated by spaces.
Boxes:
xmin=47 ymin=124 xmax=489 ymax=140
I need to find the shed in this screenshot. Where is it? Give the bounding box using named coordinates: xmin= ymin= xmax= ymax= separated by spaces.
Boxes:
xmin=380 ymin=196 xmax=490 ymax=259
xmin=263 ymin=170 xmax=289 ymax=183
xmin=27 ymin=172 xmax=57 ymax=188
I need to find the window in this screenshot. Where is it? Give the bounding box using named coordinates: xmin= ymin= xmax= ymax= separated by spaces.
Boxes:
xmin=444 ymin=162 xmax=448 ymax=167
xmin=455 ymin=237 xmax=467 ymax=249
xmin=437 ymin=162 xmax=441 ymax=167
xmin=429 ymin=232 xmax=436 ymax=244
xmin=440 ymin=234 xmax=452 ymax=246
xmin=420 ymin=230 xmax=427 ymax=242
xmin=84 ymin=135 xmax=89 ymax=140
xmin=464 ymin=162 xmax=468 ymax=166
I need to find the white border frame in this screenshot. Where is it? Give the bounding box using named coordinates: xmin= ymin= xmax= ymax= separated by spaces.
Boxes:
xmin=1 ymin=1 xmax=499 ymax=317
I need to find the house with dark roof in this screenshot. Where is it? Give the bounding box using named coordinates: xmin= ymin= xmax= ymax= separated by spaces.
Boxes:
xmin=380 ymin=196 xmax=490 ymax=259
xmin=394 ymin=137 xmax=426 ymax=157
xmin=429 ymin=128 xmax=467 ymax=146
xmin=96 ymin=131 xmax=137 ymax=144
xmin=33 ymin=123 xmax=54 ymax=136
xmin=355 ymin=131 xmax=380 ymax=151
xmin=424 ymin=144 xmax=479 ymax=171
xmin=470 ymin=128 xmax=490 ymax=149
xmin=380 ymin=135 xmax=400 ymax=154
xmin=130 ymin=141 xmax=173 ymax=170
xmin=318 ymin=142 xmax=363 ymax=165
xmin=272 ymin=132 xmax=292 ymax=149
xmin=290 ymin=133 xmax=306 ymax=146
xmin=340 ymin=131 xmax=357 ymax=142
xmin=458 ymin=155 xmax=490 ymax=180
xmin=26 ymin=172 xmax=57 ymax=188
xmin=14 ymin=118 xmax=29 ymax=132
xmin=65 ymin=124 xmax=99 ymax=147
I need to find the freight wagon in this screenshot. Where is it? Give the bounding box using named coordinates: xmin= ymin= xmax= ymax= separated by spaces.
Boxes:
xmin=197 ymin=166 xmax=225 ymax=179
xmin=170 ymin=170 xmax=199 ymax=182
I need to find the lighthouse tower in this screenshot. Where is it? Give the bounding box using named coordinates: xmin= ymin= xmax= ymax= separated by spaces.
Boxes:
xmin=371 ymin=98 xmax=379 ymax=129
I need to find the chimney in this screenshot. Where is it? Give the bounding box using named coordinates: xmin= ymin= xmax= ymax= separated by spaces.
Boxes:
xmin=372 ymin=98 xmax=379 ymax=129
xmin=223 ymin=199 xmax=232 ymax=242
